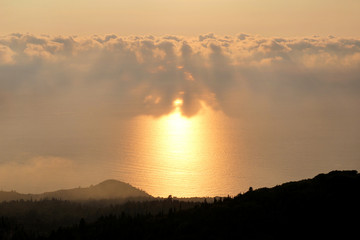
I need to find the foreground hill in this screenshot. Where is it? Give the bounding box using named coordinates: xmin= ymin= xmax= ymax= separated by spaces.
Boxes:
xmin=0 ymin=170 xmax=359 ymax=239
xmin=45 ymin=170 xmax=360 ymax=240
xmin=0 ymin=180 xmax=151 ymax=202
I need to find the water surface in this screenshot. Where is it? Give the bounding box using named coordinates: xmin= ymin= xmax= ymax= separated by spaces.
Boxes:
xmin=111 ymin=105 xmax=360 ymax=197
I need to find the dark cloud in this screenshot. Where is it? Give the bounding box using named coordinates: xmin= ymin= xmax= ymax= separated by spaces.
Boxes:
xmin=199 ymin=33 xmax=216 ymax=41
xmin=94 ymin=34 xmax=117 ymax=43
xmin=237 ymin=33 xmax=249 ymax=40
xmin=162 ymin=35 xmax=182 ymax=42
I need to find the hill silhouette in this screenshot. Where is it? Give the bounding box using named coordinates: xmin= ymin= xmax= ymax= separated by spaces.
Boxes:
xmin=45 ymin=170 xmax=360 ymax=239
xmin=0 ymin=170 xmax=359 ymax=239
xmin=0 ymin=180 xmax=151 ymax=202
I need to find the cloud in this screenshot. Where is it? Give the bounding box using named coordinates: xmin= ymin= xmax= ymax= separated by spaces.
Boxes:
xmin=0 ymin=46 xmax=14 ymax=64
xmin=0 ymin=33 xmax=359 ymax=118
xmin=199 ymin=33 xmax=216 ymax=41
xmin=237 ymin=33 xmax=249 ymax=40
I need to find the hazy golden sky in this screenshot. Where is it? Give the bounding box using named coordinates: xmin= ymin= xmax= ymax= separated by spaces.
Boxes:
xmin=1 ymin=0 xmax=360 ymax=36
xmin=1 ymin=0 xmax=360 ymax=195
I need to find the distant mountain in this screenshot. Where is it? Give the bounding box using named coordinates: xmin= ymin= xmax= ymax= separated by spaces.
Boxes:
xmin=0 ymin=191 xmax=32 ymax=202
xmin=0 ymin=180 xmax=152 ymax=202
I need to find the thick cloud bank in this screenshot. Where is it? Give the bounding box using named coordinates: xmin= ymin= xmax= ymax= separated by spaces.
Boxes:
xmin=1 ymin=33 xmax=360 ymax=118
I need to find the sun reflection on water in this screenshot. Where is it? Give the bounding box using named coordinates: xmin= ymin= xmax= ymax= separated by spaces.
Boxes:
xmin=120 ymin=101 xmax=215 ymax=196
xmin=115 ymin=99 xmax=244 ymax=197
xmin=146 ymin=99 xmax=209 ymax=194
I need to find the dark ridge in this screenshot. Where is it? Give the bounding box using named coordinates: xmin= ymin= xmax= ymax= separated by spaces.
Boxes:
xmin=1 ymin=170 xmax=358 ymax=240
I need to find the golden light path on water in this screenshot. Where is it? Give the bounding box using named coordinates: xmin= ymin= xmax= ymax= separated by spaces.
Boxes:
xmin=111 ymin=97 xmax=360 ymax=198
xmin=114 ymin=100 xmax=250 ymax=197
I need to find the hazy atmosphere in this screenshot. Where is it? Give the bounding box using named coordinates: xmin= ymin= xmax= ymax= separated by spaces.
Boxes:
xmin=2 ymin=0 xmax=360 ymax=36
xmin=1 ymin=0 xmax=360 ymax=197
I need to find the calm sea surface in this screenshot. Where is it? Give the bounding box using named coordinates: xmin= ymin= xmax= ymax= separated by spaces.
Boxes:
xmin=111 ymin=106 xmax=360 ymax=197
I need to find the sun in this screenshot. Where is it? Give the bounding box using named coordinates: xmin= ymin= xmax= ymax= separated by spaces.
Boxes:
xmin=173 ymin=98 xmax=183 ymax=108
xmin=169 ymin=98 xmax=186 ymax=125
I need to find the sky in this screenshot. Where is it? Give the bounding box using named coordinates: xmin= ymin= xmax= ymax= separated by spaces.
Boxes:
xmin=0 ymin=0 xmax=360 ymax=194
xmin=1 ymin=0 xmax=360 ymax=36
